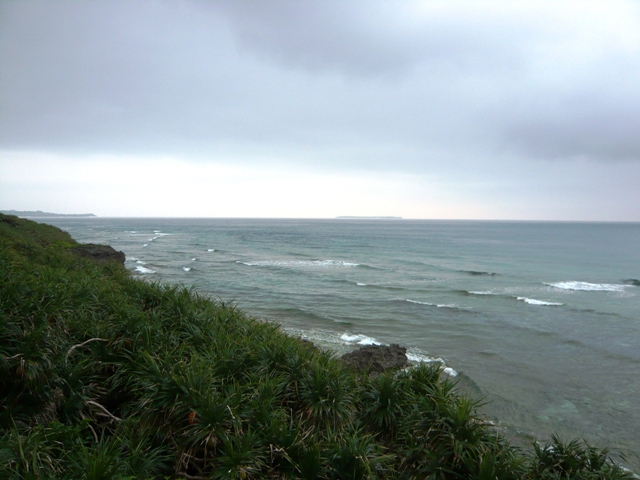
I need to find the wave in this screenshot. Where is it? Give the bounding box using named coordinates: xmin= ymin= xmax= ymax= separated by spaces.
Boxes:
xmin=545 ymin=281 xmax=627 ymax=292
xmin=136 ymin=260 xmax=146 ymax=265
xmin=237 ymin=259 xmax=360 ymax=268
xmin=467 ymin=290 xmax=496 ymax=295
xmin=191 ymin=258 xmax=196 ymax=261
xmin=340 ymin=333 xmax=381 ymax=346
xmin=406 ymin=352 xmax=458 ymax=377
xmin=516 ymin=297 xmax=564 ymax=306
xmin=356 ymin=282 xmax=367 ymax=286
xmin=183 ymin=267 xmax=191 ymax=272
xmin=135 ymin=265 xmax=156 ymax=274
xmin=462 ymin=270 xmax=497 ymax=276
xmin=404 ymin=299 xmax=459 ymax=309
xmin=207 ymin=248 xmax=215 ymax=252
xmin=142 ymin=244 xmax=148 ymax=247
xmin=623 ymin=278 xmax=640 ymax=287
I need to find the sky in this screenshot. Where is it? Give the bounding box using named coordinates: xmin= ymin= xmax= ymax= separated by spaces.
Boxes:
xmin=1 ymin=0 xmax=640 ymax=220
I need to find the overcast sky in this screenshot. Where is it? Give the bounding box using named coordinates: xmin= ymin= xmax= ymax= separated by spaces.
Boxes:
xmin=1 ymin=0 xmax=639 ymax=220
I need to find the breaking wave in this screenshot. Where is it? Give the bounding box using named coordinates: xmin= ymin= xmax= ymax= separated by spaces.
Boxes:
xmin=237 ymin=259 xmax=360 ymax=268
xmin=545 ymin=281 xmax=627 ymax=292
xmin=135 ymin=265 xmax=156 ymax=274
xmin=516 ymin=297 xmax=564 ymax=306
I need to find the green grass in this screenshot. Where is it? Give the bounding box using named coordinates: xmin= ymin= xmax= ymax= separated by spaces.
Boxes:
xmin=0 ymin=213 xmax=634 ymax=479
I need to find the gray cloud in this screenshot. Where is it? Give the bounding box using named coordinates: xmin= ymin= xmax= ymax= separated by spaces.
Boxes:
xmin=1 ymin=0 xmax=640 ymax=169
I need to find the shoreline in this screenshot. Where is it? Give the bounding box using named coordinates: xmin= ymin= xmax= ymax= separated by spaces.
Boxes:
xmin=0 ymin=217 xmax=636 ymax=478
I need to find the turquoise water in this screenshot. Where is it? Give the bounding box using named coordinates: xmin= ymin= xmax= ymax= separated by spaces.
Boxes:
xmin=43 ymin=218 xmax=640 ymax=468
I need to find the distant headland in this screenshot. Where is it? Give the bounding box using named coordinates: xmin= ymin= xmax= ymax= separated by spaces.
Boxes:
xmin=336 ymin=216 xmax=403 ymax=220
xmin=0 ymin=210 xmax=96 ymax=218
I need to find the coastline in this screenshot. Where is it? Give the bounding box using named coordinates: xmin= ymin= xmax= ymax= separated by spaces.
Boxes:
xmin=1 ymin=213 xmax=636 ymax=478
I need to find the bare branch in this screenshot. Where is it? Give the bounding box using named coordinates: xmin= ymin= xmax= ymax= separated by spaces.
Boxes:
xmin=86 ymin=400 xmax=121 ymax=422
xmin=65 ymin=338 xmax=108 ymax=362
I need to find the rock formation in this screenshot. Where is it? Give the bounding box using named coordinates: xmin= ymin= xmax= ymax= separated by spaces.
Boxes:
xmin=341 ymin=343 xmax=408 ymax=373
xmin=71 ymin=244 xmax=125 ymax=265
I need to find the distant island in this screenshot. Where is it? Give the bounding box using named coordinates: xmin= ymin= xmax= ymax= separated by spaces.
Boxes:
xmin=336 ymin=216 xmax=403 ymax=220
xmin=0 ymin=210 xmax=96 ymax=218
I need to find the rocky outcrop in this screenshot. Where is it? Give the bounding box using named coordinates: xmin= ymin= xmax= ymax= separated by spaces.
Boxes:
xmin=71 ymin=244 xmax=125 ymax=265
xmin=341 ymin=344 xmax=408 ymax=373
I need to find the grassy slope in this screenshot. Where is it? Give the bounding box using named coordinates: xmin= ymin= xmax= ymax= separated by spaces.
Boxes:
xmin=0 ymin=214 xmax=632 ymax=479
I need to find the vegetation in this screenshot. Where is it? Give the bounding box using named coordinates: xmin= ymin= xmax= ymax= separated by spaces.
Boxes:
xmin=0 ymin=213 xmax=634 ymax=479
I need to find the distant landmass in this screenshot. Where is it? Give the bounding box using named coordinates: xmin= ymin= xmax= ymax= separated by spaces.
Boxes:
xmin=336 ymin=216 xmax=403 ymax=220
xmin=0 ymin=210 xmax=96 ymax=218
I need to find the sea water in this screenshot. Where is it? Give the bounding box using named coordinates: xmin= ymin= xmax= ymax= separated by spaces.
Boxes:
xmin=41 ymin=218 xmax=640 ymax=469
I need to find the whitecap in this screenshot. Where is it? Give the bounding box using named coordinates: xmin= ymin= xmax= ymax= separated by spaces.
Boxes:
xmin=238 ymin=259 xmax=359 ymax=268
xmin=546 ymin=281 xmax=626 ymax=292
xmin=517 ymin=297 xmax=564 ymax=306
xmin=183 ymin=267 xmax=191 ymax=272
xmin=340 ymin=333 xmax=381 ymax=346
xmin=191 ymin=258 xmax=196 ymax=261
xmin=142 ymin=244 xmax=148 ymax=247
xmin=405 ymin=299 xmax=458 ymax=308
xmin=405 ymin=299 xmax=431 ymax=305
xmin=405 ymin=353 xmax=458 ymax=377
xmin=136 ymin=260 xmax=146 ymax=265
xmin=468 ymin=291 xmax=494 ymax=295
xmin=356 ymin=282 xmax=367 ymax=286
xmin=207 ymin=249 xmax=215 ymax=252
xmin=135 ymin=265 xmax=156 ymax=274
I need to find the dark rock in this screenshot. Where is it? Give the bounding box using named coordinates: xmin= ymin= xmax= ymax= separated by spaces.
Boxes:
xmin=341 ymin=343 xmax=408 ymax=373
xmin=71 ymin=244 xmax=126 ymax=265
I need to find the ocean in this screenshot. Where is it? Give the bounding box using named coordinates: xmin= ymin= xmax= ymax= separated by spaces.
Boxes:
xmin=41 ymin=217 xmax=640 ymax=469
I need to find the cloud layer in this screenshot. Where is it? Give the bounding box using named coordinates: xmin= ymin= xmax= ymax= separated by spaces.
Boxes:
xmin=1 ymin=1 xmax=639 ymax=218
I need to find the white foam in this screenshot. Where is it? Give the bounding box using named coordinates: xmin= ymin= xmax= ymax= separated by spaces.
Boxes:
xmin=406 ymin=299 xmax=458 ymax=309
xmin=517 ymin=297 xmax=564 ymax=306
xmin=406 ymin=299 xmax=430 ymax=305
xmin=207 ymin=249 xmax=215 ymax=252
xmin=405 ymin=353 xmax=458 ymax=377
xmin=340 ymin=333 xmax=381 ymax=346
xmin=135 ymin=265 xmax=156 ymax=274
xmin=356 ymin=282 xmax=367 ymax=286
xmin=136 ymin=260 xmax=146 ymax=265
xmin=142 ymin=244 xmax=148 ymax=247
xmin=129 ymin=257 xmax=138 ymax=261
xmin=238 ymin=259 xmax=359 ymax=268
xmin=183 ymin=267 xmax=191 ymax=272
xmin=469 ymin=291 xmax=494 ymax=295
xmin=191 ymin=258 xmax=196 ymax=261
xmin=153 ymin=230 xmax=160 ymax=233
xmin=546 ymin=281 xmax=626 ymax=292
